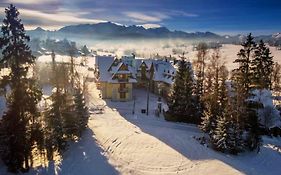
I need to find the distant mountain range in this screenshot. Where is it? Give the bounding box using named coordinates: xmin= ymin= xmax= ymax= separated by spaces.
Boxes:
xmin=27 ymin=22 xmax=281 ymax=46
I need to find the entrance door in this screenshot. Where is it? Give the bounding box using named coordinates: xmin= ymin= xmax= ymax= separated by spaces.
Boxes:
xmin=120 ymin=83 xmax=126 ymax=99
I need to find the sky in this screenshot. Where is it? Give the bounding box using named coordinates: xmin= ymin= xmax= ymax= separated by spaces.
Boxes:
xmin=0 ymin=0 xmax=280 ymax=35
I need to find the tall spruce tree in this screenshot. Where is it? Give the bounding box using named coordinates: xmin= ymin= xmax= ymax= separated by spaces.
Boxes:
xmin=251 ymin=40 xmax=274 ymax=89
xmin=183 ymin=61 xmax=198 ymax=123
xmin=233 ymin=33 xmax=256 ymax=98
xmin=0 ymin=4 xmax=42 ymax=172
xmin=232 ymin=33 xmax=262 ymax=153
xmin=167 ymin=57 xmax=187 ymax=120
xmin=167 ymin=56 xmax=197 ymax=123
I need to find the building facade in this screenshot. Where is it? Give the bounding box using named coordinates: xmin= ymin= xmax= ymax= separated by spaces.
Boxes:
xmin=95 ymin=55 xmax=176 ymax=101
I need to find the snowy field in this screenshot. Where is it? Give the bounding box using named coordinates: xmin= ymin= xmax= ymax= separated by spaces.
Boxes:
xmin=92 ymin=43 xmax=281 ymax=71
xmin=1 ymin=44 xmax=281 ymax=174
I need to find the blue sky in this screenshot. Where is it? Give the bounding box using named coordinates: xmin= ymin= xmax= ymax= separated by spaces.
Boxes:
xmin=0 ymin=0 xmax=280 ymax=35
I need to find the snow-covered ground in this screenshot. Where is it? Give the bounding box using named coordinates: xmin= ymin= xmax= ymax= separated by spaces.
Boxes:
xmin=91 ymin=43 xmax=281 ymax=71
xmin=1 ymin=46 xmax=281 ymax=174
xmin=88 ymin=83 xmax=281 ymax=175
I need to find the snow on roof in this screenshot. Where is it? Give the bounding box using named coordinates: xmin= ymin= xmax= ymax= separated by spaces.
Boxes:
xmin=97 ymin=56 xmax=176 ymax=84
xmin=152 ymin=59 xmax=176 ymax=84
xmin=96 ymin=56 xmax=115 ymax=82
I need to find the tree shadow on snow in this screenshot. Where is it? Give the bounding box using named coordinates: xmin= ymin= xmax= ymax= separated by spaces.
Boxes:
xmin=28 ymin=129 xmax=119 ymax=175
xmin=104 ymin=89 xmax=268 ymax=175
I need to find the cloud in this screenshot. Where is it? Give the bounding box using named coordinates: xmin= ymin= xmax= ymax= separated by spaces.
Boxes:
xmin=18 ymin=9 xmax=106 ymax=30
xmin=169 ymin=10 xmax=199 ymax=17
xmin=5 ymin=0 xmax=59 ymax=5
xmin=0 ymin=1 xmax=199 ymax=31
xmin=123 ymin=11 xmax=169 ymax=23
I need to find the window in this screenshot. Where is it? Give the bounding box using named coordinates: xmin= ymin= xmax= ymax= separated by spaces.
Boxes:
xmin=120 ymin=83 xmax=126 ymax=89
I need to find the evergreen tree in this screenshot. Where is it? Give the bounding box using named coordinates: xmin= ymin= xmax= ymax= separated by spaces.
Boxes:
xmin=213 ymin=99 xmax=244 ymax=154
xmin=251 ymin=40 xmax=274 ymax=89
xmin=74 ymin=88 xmax=89 ymax=136
xmin=44 ymin=90 xmax=67 ymax=160
xmin=201 ymin=101 xmax=216 ymax=134
xmin=167 ymin=57 xmax=188 ymax=120
xmin=231 ymin=33 xmax=262 ymax=153
xmin=228 ymin=118 xmax=244 ymax=154
xmin=245 ymin=101 xmax=262 ymax=152
xmin=183 ymin=61 xmax=198 ymax=123
xmin=167 ymin=56 xmax=197 ymax=123
xmin=213 ymin=110 xmax=230 ymax=152
xmin=233 ymin=33 xmax=256 ymax=98
xmin=0 ymin=4 xmax=42 ymax=172
xmin=44 ymin=62 xmax=74 ymax=160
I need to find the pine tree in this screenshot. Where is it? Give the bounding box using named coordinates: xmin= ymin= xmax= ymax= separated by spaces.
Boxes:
xmin=167 ymin=57 xmax=188 ymax=120
xmin=231 ymin=34 xmax=263 ymax=153
xmin=245 ymin=101 xmax=262 ymax=152
xmin=183 ymin=61 xmax=198 ymax=123
xmin=233 ymin=33 xmax=256 ymax=98
xmin=74 ymin=88 xmax=89 ymax=136
xmin=167 ymin=56 xmax=197 ymax=123
xmin=228 ymin=118 xmax=244 ymax=154
xmin=44 ymin=90 xmax=67 ymax=160
xmin=213 ymin=111 xmax=230 ymax=152
xmin=251 ymin=40 xmax=274 ymax=89
xmin=0 ymin=4 xmax=42 ymax=172
xmin=44 ymin=62 xmax=74 ymax=160
xmin=201 ymin=101 xmax=216 ymax=134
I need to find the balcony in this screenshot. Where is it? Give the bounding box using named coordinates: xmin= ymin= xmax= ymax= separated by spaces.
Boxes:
xmin=118 ymin=87 xmax=129 ymax=93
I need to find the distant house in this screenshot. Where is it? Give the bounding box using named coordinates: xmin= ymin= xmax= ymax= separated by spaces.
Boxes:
xmin=95 ymin=55 xmax=176 ymax=101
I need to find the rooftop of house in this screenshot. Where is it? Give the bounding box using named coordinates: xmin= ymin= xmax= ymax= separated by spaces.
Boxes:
xmin=96 ymin=55 xmax=177 ymax=84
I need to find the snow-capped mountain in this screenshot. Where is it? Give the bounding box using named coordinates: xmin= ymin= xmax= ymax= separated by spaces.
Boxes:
xmin=27 ymin=22 xmax=222 ymax=40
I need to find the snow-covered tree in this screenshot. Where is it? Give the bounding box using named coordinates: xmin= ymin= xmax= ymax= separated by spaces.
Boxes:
xmin=213 ymin=111 xmax=231 ymax=152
